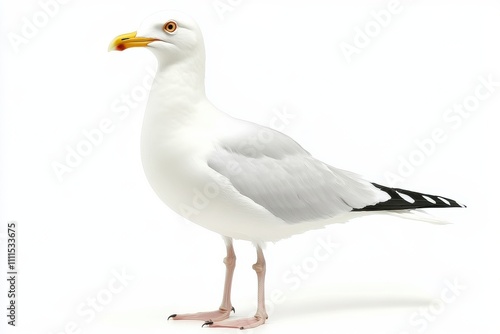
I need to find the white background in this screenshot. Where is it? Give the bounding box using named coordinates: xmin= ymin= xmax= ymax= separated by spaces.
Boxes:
xmin=1 ymin=0 xmax=499 ymax=333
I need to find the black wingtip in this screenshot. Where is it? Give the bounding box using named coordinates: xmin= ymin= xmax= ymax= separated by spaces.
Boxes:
xmin=353 ymin=183 xmax=465 ymax=212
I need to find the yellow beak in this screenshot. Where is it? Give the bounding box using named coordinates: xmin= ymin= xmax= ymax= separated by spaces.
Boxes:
xmin=108 ymin=31 xmax=159 ymax=51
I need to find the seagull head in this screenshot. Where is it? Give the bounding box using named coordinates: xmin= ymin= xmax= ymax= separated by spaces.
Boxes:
xmin=109 ymin=11 xmax=205 ymax=66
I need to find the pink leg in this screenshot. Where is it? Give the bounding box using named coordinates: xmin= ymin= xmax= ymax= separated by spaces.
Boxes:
xmin=204 ymin=246 xmax=268 ymax=329
xmin=168 ymin=237 xmax=236 ymax=322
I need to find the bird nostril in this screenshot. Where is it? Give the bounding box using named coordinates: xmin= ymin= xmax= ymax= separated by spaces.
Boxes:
xmin=122 ymin=38 xmax=130 ymax=41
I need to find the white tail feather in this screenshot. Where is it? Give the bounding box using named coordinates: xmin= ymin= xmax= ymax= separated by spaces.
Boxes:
xmin=385 ymin=209 xmax=452 ymax=225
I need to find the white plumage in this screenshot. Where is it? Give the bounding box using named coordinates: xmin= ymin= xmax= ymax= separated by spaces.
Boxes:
xmin=109 ymin=10 xmax=464 ymax=329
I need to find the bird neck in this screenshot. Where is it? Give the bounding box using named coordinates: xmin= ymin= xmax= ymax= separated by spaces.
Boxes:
xmin=142 ymin=56 xmax=211 ymax=135
xmin=148 ymin=57 xmax=207 ymax=113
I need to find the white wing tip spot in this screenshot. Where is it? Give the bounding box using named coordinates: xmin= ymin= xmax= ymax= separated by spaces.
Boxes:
xmin=422 ymin=195 xmax=436 ymax=204
xmin=437 ymin=196 xmax=451 ymax=205
xmin=396 ymin=191 xmax=415 ymax=203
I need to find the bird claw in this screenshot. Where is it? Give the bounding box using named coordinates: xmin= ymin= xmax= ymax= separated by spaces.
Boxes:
xmin=200 ymin=311 xmax=237 ymax=328
xmin=167 ymin=314 xmax=177 ymax=320
xmin=202 ymin=320 xmax=214 ymax=328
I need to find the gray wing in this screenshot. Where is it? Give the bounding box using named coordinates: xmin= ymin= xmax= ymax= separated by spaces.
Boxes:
xmin=207 ymin=120 xmax=389 ymax=224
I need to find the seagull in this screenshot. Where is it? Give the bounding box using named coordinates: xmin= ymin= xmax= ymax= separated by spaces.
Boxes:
xmin=108 ymin=11 xmax=465 ymax=329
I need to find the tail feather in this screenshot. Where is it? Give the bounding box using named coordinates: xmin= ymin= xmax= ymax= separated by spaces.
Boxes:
xmin=353 ymin=183 xmax=466 ymax=212
xmin=385 ymin=210 xmax=452 ymax=225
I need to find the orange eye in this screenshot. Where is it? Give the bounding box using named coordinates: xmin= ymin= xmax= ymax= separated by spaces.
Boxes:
xmin=163 ymin=21 xmax=177 ymax=34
